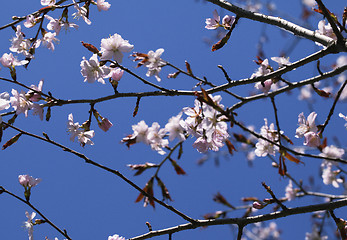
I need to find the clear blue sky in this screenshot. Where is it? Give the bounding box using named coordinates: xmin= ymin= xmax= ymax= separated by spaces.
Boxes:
xmin=0 ymin=0 xmax=346 ymax=239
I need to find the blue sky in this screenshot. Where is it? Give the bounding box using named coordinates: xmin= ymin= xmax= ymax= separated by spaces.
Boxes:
xmin=0 ymin=0 xmax=346 ymax=239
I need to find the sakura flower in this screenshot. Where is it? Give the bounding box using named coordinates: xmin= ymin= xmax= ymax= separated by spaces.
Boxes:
xmin=24 ymin=211 xmax=36 ymax=240
xmin=9 ymin=25 xmax=34 ymax=58
xmin=339 ymin=113 xmax=347 ymax=129
xmin=108 ymin=234 xmax=125 ymax=240
xmin=315 ymin=20 xmax=337 ymax=47
xmin=96 ymin=0 xmax=111 ymax=11
xmin=255 ymin=119 xmax=279 ymax=157
xmin=106 ymin=67 xmax=124 ymax=81
xmin=10 ymin=89 xmax=33 ymax=117
xmin=132 ymin=48 xmax=166 ymax=81
xmin=285 ymin=180 xmax=296 ymax=201
xmin=295 ymin=112 xmax=318 ymax=138
xmin=254 ymin=79 xmax=273 ymax=95
xmin=298 ymin=85 xmax=312 ymax=100
xmin=302 ymin=0 xmax=316 ymax=8
xmin=222 ymin=15 xmax=235 ymax=29
xmin=322 ymin=162 xmax=343 ymax=188
xmin=31 ymin=103 xmax=44 ymax=120
xmin=72 ymin=0 xmax=91 ymax=25
xmin=41 ymin=0 xmax=56 ymax=6
xmin=320 ymin=145 xmax=345 ymax=161
xmin=18 ymin=175 xmax=41 ymax=188
xmin=100 ymin=33 xmax=134 ymax=62
xmin=0 ymin=92 xmax=11 ymax=110
xmin=165 ymin=113 xmax=186 ymax=141
xmin=23 ymin=15 xmax=39 ymax=28
xmin=28 ymin=79 xmax=44 ymax=102
xmin=251 ymin=59 xmax=271 ymax=78
xmin=67 ymin=113 xmax=95 ymax=146
xmin=205 ymin=10 xmax=220 ymax=29
xmin=271 ymin=56 xmax=291 ymax=67
xmin=131 ymin=120 xmax=150 ymax=144
xmin=41 ymin=31 xmax=59 ymax=51
xmin=67 ymin=113 xmax=82 ymax=142
xmin=45 ymin=15 xmax=79 ymax=35
xmin=303 ymin=131 xmax=320 ymax=147
xmin=144 ymin=48 xmax=166 ymax=82
xmin=0 ymin=53 xmax=28 ymax=68
xmin=249 ymin=222 xmax=280 ymax=240
xmin=147 ymin=122 xmax=169 ymax=155
xmin=80 ymin=54 xmax=110 ymax=84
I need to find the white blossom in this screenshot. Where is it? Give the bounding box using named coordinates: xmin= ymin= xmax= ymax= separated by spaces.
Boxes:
xmin=100 ymin=33 xmax=134 ymax=62
xmin=80 ymin=54 xmax=110 ymax=84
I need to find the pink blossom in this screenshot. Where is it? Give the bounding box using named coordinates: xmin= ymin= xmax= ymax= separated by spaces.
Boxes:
xmin=285 ymin=180 xmax=296 ymax=201
xmin=147 ymin=122 xmax=169 ymax=155
xmin=41 ymin=0 xmax=56 ymax=6
xmin=131 ymin=120 xmax=150 ymax=144
xmin=165 ymin=113 xmax=186 ymax=141
xmin=251 ymin=59 xmax=271 ymax=78
xmin=31 ymin=103 xmax=44 ymax=120
xmin=303 ymin=131 xmax=320 ymax=147
xmin=106 ymin=68 xmax=124 ymax=81
xmin=45 ymin=15 xmax=79 ymax=35
xmin=0 ymin=92 xmax=11 ymax=110
xmin=322 ymin=162 xmax=343 ymax=188
xmin=0 ymin=53 xmax=28 ymax=68
xmin=10 ymin=89 xmax=33 ymax=117
xmin=144 ymin=48 xmax=166 ymax=82
xmin=295 ymin=112 xmax=318 ymax=138
xmin=97 ymin=0 xmax=111 ymax=11
xmin=9 ymin=25 xmax=34 ymax=58
xmin=67 ymin=113 xmax=95 ymax=146
xmin=28 ymin=79 xmax=44 ymax=102
xmin=271 ymin=56 xmax=291 ymax=67
xmin=205 ymin=10 xmax=220 ymax=29
xmin=41 ymin=31 xmax=59 ymax=51
xmin=315 ymin=20 xmax=337 ymax=47
xmin=23 ymin=15 xmax=38 ymax=28
xmin=100 ymin=33 xmax=134 ymax=62
xmin=80 ymin=54 xmax=110 ymax=84
xmin=254 ymin=79 xmax=273 ymax=95
xmin=222 ymin=15 xmax=235 ymax=29
xmin=72 ymin=0 xmax=91 ymax=25
xmin=18 ymin=175 xmax=41 ymax=188
xmin=24 ymin=211 xmax=36 ymax=240
xmin=255 ymin=119 xmax=279 ymax=157
xmin=108 ymin=234 xmax=125 ymax=240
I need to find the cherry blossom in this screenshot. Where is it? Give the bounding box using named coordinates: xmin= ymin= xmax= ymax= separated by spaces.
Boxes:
xmin=131 ymin=120 xmax=150 ymax=144
xmin=320 ymin=145 xmax=345 ymax=163
xmin=222 ymin=15 xmax=235 ymax=29
xmin=247 ymin=222 xmax=281 ymax=240
xmin=72 ymin=0 xmax=91 ymax=25
xmin=205 ymin=10 xmax=220 ymax=30
xmin=41 ymin=0 xmax=56 ymax=6
xmin=271 ymin=56 xmax=291 ymax=67
xmin=143 ymin=48 xmax=166 ymax=82
xmin=254 ymin=79 xmax=273 ymax=95
xmin=27 ymin=79 xmax=44 ymax=102
xmin=18 ymin=175 xmax=41 ymax=188
xmin=302 ymin=0 xmax=316 ymax=8
xmin=255 ymin=119 xmax=279 ymax=157
xmin=0 ymin=53 xmax=28 ymax=68
xmin=24 ymin=211 xmax=36 ymax=240
xmin=100 ymin=33 xmax=134 ymax=62
xmin=295 ymin=112 xmax=320 ymax=147
xmin=10 ymin=89 xmax=33 ymax=117
xmin=285 ymin=180 xmax=296 ymax=201
xmin=9 ymin=25 xmax=35 ymax=58
xmin=106 ymin=67 xmax=124 ymax=81
xmin=108 ymin=234 xmax=125 ymax=240
xmin=31 ymin=103 xmax=44 ymax=120
xmin=96 ymin=0 xmax=111 ymax=11
xmin=165 ymin=113 xmax=186 ymax=141
xmin=315 ymin=20 xmax=337 ymax=47
xmin=251 ymin=59 xmax=271 ymax=78
xmin=321 ymin=162 xmax=343 ymax=188
xmin=182 ymin=95 xmax=229 ymax=153
xmin=80 ymin=54 xmax=110 ymax=84
xmin=298 ymin=85 xmax=312 ymax=101
xmin=45 ymin=15 xmax=79 ymax=35
xmin=67 ymin=113 xmax=95 ymax=146
xmin=41 ymin=31 xmax=59 ymax=51
xmin=147 ymin=122 xmax=169 ymax=155
xmin=23 ymin=15 xmax=39 ymax=28
xmin=0 ymin=92 xmax=10 ymax=110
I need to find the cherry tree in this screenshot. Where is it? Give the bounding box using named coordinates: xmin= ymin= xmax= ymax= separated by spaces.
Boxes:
xmin=0 ymin=0 xmax=346 ymax=239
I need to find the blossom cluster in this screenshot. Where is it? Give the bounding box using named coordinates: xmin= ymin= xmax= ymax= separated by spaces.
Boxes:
xmin=205 ymin=10 xmax=235 ymax=30
xmin=0 ymin=79 xmax=45 ymax=120
xmin=254 ymin=118 xmax=280 ymax=157
xmin=122 ymin=94 xmax=230 ymax=154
